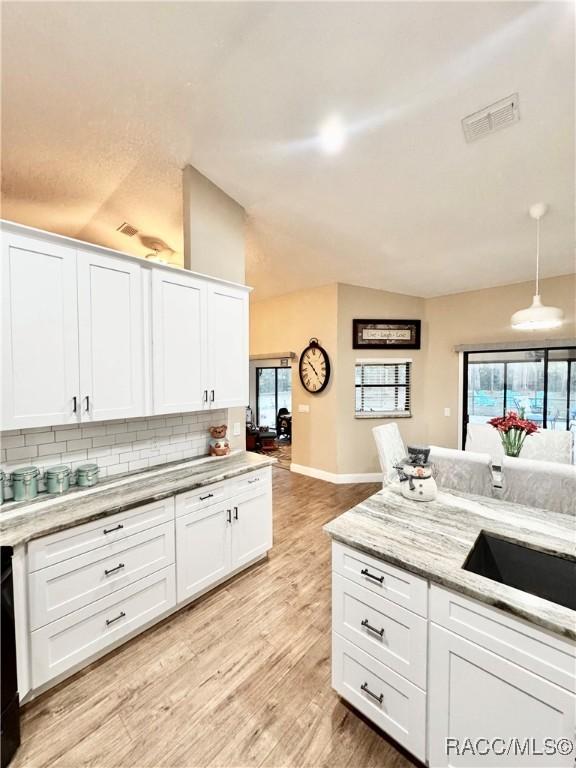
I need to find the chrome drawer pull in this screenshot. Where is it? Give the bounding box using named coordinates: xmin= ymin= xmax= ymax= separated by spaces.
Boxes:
xmin=200 ymin=493 xmax=214 ymax=501
xmin=103 ymin=524 xmax=124 ymax=535
xmin=361 ymin=568 xmax=384 ymax=584
xmin=105 ymin=611 xmax=126 ymax=627
xmin=361 ymin=682 xmax=383 ymax=705
xmin=361 ymin=618 xmax=385 ymax=638
xmin=104 ymin=563 xmax=125 ymax=576
xmin=248 ymin=478 xmax=260 ymax=484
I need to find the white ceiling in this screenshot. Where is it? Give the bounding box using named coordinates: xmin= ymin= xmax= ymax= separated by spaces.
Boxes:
xmin=2 ymin=1 xmax=574 ymax=299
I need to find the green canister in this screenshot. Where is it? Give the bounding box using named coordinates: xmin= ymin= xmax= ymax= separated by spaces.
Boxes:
xmin=11 ymin=466 xmax=40 ymax=502
xmin=76 ymin=463 xmax=99 ymax=487
xmin=46 ymin=465 xmax=70 ymax=495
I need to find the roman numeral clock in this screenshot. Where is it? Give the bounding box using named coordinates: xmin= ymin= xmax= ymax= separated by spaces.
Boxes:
xmin=298 ymin=338 xmax=331 ymax=394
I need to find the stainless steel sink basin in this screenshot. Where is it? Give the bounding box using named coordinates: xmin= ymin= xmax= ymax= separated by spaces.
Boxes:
xmin=463 ymin=532 xmax=576 ymax=611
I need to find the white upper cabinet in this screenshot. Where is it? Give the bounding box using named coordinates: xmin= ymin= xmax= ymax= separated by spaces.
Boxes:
xmin=151 ymin=269 xmax=207 ymax=415
xmin=207 ymin=284 xmax=249 ymax=409
xmin=2 ymin=234 xmax=80 ymax=429
xmin=77 ymin=251 xmax=145 ymax=422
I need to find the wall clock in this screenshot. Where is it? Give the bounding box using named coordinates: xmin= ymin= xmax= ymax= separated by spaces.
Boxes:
xmin=299 ymin=338 xmax=331 ymax=394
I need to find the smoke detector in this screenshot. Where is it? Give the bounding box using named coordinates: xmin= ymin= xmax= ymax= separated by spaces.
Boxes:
xmin=116 ymin=222 xmax=139 ymax=237
xmin=462 ymin=94 xmax=520 ymax=143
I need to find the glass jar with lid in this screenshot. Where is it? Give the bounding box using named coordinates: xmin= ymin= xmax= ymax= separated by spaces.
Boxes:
xmin=76 ymin=463 xmax=99 ymax=487
xmin=11 ymin=466 xmax=40 ymax=501
xmin=46 ymin=465 xmax=71 ymax=495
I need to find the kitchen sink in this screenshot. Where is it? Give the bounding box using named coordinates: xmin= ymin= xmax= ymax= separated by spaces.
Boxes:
xmin=463 ymin=532 xmax=576 ymax=611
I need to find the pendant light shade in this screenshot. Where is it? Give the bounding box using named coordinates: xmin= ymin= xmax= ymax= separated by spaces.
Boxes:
xmin=511 ymin=203 xmax=564 ymax=331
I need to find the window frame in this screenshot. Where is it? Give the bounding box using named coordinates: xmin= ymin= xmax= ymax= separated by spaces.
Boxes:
xmin=255 ymin=366 xmax=291 ymax=428
xmin=354 ymin=358 xmax=412 ymax=419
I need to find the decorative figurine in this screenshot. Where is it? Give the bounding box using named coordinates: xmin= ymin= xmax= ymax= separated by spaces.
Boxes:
xmin=209 ymin=425 xmax=231 ymax=457
xmin=395 ymin=445 xmax=438 ymax=502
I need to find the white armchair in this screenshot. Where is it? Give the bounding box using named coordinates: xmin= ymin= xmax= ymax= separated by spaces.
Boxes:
xmin=429 ymin=445 xmax=494 ymax=497
xmin=501 ymin=456 xmax=576 ymax=514
xmin=372 ymin=424 xmax=406 ymax=485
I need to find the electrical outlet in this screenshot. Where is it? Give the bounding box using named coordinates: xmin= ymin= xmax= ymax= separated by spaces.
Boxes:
xmin=233 ymin=422 xmax=241 ymax=436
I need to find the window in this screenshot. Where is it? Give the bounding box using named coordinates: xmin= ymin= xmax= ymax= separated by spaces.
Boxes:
xmin=463 ymin=347 xmax=576 ymax=444
xmin=256 ymin=367 xmax=292 ymax=428
xmin=355 ymin=359 xmax=412 ymax=418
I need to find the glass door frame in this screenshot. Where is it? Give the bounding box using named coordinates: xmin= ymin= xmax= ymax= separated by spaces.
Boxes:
xmin=255 ymin=366 xmax=291 ymax=428
xmin=462 ymin=347 xmax=575 ymax=448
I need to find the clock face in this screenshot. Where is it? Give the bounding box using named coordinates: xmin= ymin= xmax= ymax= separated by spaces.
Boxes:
xmin=299 ymin=340 xmax=331 ymax=394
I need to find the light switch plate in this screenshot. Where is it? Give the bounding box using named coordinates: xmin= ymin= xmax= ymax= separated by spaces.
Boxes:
xmin=298 ymin=404 xmax=310 ymax=413
xmin=444 ymin=407 xmax=451 ymax=417
xmin=233 ymin=422 xmax=241 ymax=436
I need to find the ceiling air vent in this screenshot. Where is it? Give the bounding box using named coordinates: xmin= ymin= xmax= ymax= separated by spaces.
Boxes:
xmin=116 ymin=222 xmax=138 ymax=237
xmin=462 ymin=94 xmax=519 ymax=143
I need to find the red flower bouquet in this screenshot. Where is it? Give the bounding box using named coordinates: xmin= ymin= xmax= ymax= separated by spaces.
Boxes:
xmin=488 ymin=411 xmax=539 ymax=458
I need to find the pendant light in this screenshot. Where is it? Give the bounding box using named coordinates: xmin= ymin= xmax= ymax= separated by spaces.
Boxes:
xmin=511 ymin=203 xmax=564 ymax=330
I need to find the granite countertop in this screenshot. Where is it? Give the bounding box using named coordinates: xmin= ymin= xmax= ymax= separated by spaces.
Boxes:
xmin=324 ymin=485 xmax=576 ymax=641
xmin=0 ymin=451 xmax=275 ymax=548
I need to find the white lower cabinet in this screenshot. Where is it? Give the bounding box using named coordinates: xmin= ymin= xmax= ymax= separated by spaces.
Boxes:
xmin=331 ymin=545 xmax=576 ymax=768
xmin=428 ymin=623 xmax=576 ymax=768
xmin=21 ymin=469 xmax=273 ymax=698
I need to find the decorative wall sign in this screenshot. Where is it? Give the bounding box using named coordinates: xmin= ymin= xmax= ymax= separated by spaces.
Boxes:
xmin=353 ymin=319 xmax=421 ymax=350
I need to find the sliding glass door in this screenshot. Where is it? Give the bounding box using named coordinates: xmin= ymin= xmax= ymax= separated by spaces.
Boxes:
xmin=463 ymin=347 xmax=576 ymax=446
xmin=256 ymin=367 xmax=291 ymax=429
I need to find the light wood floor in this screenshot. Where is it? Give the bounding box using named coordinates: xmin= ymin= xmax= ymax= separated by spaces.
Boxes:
xmin=14 ymin=469 xmax=417 ymax=768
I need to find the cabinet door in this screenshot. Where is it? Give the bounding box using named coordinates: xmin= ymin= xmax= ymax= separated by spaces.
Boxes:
xmin=429 ymin=624 xmax=576 ymax=767
xmin=77 ymin=251 xmax=145 ymax=422
xmin=152 ymin=269 xmax=207 ymax=414
xmin=176 ymin=504 xmax=231 ymax=603
xmin=231 ymin=489 xmax=272 ymax=570
xmin=2 ymin=233 xmax=80 ymax=429
xmin=207 ymin=284 xmax=249 ymax=409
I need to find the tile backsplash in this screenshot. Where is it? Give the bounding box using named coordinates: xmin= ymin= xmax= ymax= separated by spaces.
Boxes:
xmin=0 ymin=410 xmax=227 ymax=498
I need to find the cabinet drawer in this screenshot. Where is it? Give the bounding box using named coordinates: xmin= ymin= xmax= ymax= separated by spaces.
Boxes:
xmin=28 ymin=497 xmax=175 ymax=572
xmin=430 ymin=585 xmax=576 ymax=693
xmin=333 ymin=573 xmax=427 ymax=688
xmin=234 ymin=467 xmax=271 ymax=495
xmin=332 ymin=541 xmax=428 ymax=618
xmin=29 ymin=522 xmax=175 ymax=630
xmin=31 ymin=566 xmax=176 ymax=688
xmin=175 ymin=481 xmax=234 ymax=518
xmin=332 ymin=633 xmax=426 ymax=762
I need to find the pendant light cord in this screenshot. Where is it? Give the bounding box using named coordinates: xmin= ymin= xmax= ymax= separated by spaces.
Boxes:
xmin=535 ymin=215 xmax=540 ymax=296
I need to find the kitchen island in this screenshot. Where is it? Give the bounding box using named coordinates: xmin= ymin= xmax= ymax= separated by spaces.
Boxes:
xmin=324 ymin=485 xmax=576 ymax=767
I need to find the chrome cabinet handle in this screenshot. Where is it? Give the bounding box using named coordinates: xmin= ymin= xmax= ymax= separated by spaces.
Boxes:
xmin=73 ymin=396 xmax=78 ymax=413
xmin=361 ymin=618 xmax=385 ymax=638
xmin=361 ymin=682 xmax=383 ymax=704
xmin=361 ymin=568 xmax=384 ymax=584
xmin=200 ymin=493 xmax=214 ymax=501
xmin=103 ymin=524 xmax=124 ymax=534
xmin=104 ymin=563 xmax=125 ymax=576
xmin=227 ymin=509 xmax=232 ymax=524
xmin=84 ymin=395 xmax=90 ymax=412
xmin=106 ymin=611 xmax=126 ymax=627
xmin=233 ymin=506 xmax=238 ymax=520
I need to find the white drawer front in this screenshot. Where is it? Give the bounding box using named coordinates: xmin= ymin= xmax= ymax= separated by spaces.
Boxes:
xmin=28 ymin=497 xmax=175 ymax=572
xmin=29 ymin=522 xmax=175 ymax=630
xmin=234 ymin=467 xmax=271 ymax=495
xmin=332 ymin=541 xmax=428 ymax=618
xmin=332 ymin=633 xmax=426 ymax=762
xmin=430 ymin=585 xmax=576 ymax=693
xmin=175 ymin=480 xmax=234 ymax=518
xmin=333 ymin=573 xmax=427 ymax=689
xmin=31 ymin=566 xmax=176 ymax=688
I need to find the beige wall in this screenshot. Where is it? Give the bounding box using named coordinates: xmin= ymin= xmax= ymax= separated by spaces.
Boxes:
xmin=182 ymin=164 xmax=248 ymax=451
xmin=250 ymin=284 xmax=339 ymax=473
xmin=336 ymin=284 xmax=426 ymax=475
xmin=182 ymin=164 xmax=246 ymax=284
xmin=250 ymin=274 xmax=575 ymax=477
xmin=424 ymin=274 xmax=576 ymax=448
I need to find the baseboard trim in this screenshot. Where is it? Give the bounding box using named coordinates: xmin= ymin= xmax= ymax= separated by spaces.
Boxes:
xmin=290 ymin=463 xmax=382 ymax=485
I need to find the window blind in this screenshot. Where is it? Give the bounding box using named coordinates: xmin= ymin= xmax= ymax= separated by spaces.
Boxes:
xmin=355 ymin=359 xmax=412 ymax=418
